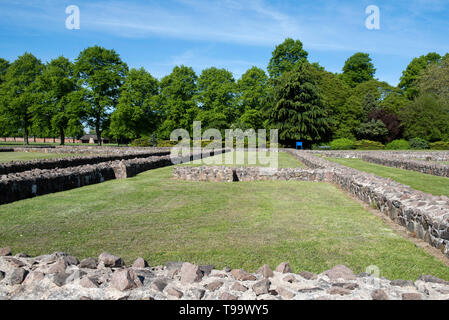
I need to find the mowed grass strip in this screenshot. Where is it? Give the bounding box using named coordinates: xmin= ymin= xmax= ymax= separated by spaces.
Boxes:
xmin=0 ymin=166 xmax=448 ymax=280
xmin=327 ymin=157 xmax=449 ymax=197
xmin=183 ymin=151 xmax=304 ymax=168
xmin=0 ymin=152 xmax=81 ymax=163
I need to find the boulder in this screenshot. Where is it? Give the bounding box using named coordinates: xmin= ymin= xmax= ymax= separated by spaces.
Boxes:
xmin=53 ymin=272 xmax=71 ymax=287
xmin=79 ymin=257 xmax=98 ymax=269
xmin=371 ymin=289 xmax=389 ymax=300
xmin=298 ymin=271 xmax=317 ymax=280
xmin=180 ymin=263 xmax=203 ymax=284
xmin=231 ymin=282 xmax=248 ymax=292
xmin=321 ymin=265 xmax=356 ymax=281
xmin=221 ymin=292 xmax=238 ymax=300
xmin=275 ymin=262 xmax=293 ymax=274
xmin=23 ymin=271 xmax=44 ymax=285
xmin=205 ymin=280 xmax=223 ymax=292
xmin=199 ymin=265 xmax=214 ymax=276
xmin=402 ymin=293 xmax=422 ymax=300
xmin=276 ymin=286 xmax=295 ymax=299
xmin=167 ymin=287 xmax=183 ymax=299
xmin=252 ymin=279 xmax=270 ymax=296
xmin=257 ymin=264 xmax=274 ymax=279
xmin=111 ymin=269 xmax=137 ymax=291
xmin=132 ymin=257 xmax=149 ymax=269
xmin=150 ymin=278 xmax=168 ymax=292
xmin=9 ymin=268 xmax=28 ymax=285
xmin=48 ymin=258 xmax=68 ymax=274
xmin=230 ymin=269 xmax=256 ymax=281
xmin=0 ymin=247 xmax=11 ymax=256
xmin=80 ymin=276 xmax=100 ymax=289
xmin=189 ymin=288 xmax=206 ymax=299
xmin=98 ymin=252 xmax=124 ymax=268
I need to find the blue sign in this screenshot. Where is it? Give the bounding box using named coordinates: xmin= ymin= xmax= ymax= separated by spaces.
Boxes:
xmin=296 ymin=142 xmax=303 ymax=150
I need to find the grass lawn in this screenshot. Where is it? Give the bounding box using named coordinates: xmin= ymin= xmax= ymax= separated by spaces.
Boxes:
xmin=0 ymin=152 xmax=82 ymax=163
xmin=0 ymin=165 xmax=448 ymax=280
xmin=327 ymin=158 xmax=449 ymax=197
xmin=183 ymin=151 xmax=304 ymax=169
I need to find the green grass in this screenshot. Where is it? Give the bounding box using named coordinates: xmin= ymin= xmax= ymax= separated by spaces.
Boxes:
xmin=0 ymin=165 xmax=448 ymax=280
xmin=0 ymin=152 xmax=82 ymax=163
xmin=327 ymin=158 xmax=449 ymax=197
xmin=183 ymin=151 xmax=304 ymax=169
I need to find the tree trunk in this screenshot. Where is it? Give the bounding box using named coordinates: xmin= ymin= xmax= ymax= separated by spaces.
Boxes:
xmin=96 ymin=116 xmax=102 ymax=146
xmin=60 ymin=128 xmax=65 ymax=146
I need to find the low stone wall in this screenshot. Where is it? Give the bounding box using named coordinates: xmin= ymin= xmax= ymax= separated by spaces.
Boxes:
xmin=173 ymin=166 xmax=331 ymax=182
xmin=0 ymin=149 xmax=172 ymax=175
xmin=285 ymin=150 xmax=449 ymax=258
xmin=0 ymin=249 xmax=448 ymax=300
xmin=0 ymin=149 xmax=230 ymax=205
xmin=361 ymin=155 xmax=449 ymax=178
xmin=310 ymin=150 xmax=449 ymax=162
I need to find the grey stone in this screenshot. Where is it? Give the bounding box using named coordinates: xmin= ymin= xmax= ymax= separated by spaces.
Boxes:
xmin=257 ymin=264 xmax=274 ymax=279
xmin=80 ymin=276 xmax=99 ymax=289
xmin=111 ymin=269 xmax=137 ymax=291
xmin=230 ymin=269 xmax=257 ymax=281
xmin=321 ymin=265 xmax=356 ymax=281
xmin=327 ymin=286 xmax=351 ymax=296
xmin=205 ymin=280 xmax=223 ymax=292
xmin=150 ymin=278 xmax=168 ymax=292
xmin=371 ymin=289 xmax=389 ymax=300
xmin=132 ymin=257 xmax=149 ymax=269
xmin=190 ymin=288 xmax=206 ymax=300
xmin=180 ymin=263 xmax=203 ymax=284
xmin=277 ymin=286 xmax=295 ymax=299
xmin=79 ymin=257 xmax=98 ymax=269
xmin=167 ymin=287 xmax=183 ymax=299
xmin=65 ymin=255 xmax=79 ymax=266
xmin=418 ymin=275 xmax=449 ymax=285
xmin=402 ymin=293 xmax=422 ymax=300
xmin=252 ymin=279 xmax=270 ymax=296
xmin=53 ymin=272 xmax=71 ymax=287
xmin=10 ymin=268 xmax=28 ymax=285
xmin=98 ymin=252 xmax=124 ymax=268
xmin=390 ymin=280 xmax=415 ymax=287
xmin=231 ymin=282 xmax=248 ymax=292
xmin=275 ymin=262 xmax=293 ymax=274
xmin=283 ymin=275 xmax=297 ymax=283
xmin=199 ymin=265 xmax=214 ymax=276
xmin=221 ymin=292 xmax=238 ymax=300
xmin=0 ymin=247 xmax=11 ymax=256
xmin=48 ymin=258 xmax=68 ymax=274
xmin=0 ymin=270 xmax=5 ymax=281
xmin=298 ymin=271 xmax=317 ymax=280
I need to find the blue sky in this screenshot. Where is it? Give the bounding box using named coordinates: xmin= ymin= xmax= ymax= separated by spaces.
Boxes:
xmin=1 ymin=0 xmax=448 ymax=85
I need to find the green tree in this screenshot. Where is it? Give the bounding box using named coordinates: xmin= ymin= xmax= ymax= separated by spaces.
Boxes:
xmin=267 ymin=38 xmax=308 ymax=79
xmin=157 ymin=65 xmax=198 ymax=139
xmin=341 ymin=53 xmax=376 ymax=88
xmin=355 ymin=120 xmax=389 ymax=142
xmin=398 ymin=52 xmax=442 ymax=99
xmin=33 ymin=56 xmax=85 ymax=145
xmin=269 ymin=62 xmax=329 ymax=146
xmin=312 ymin=68 xmax=352 ymax=140
xmin=235 ymin=66 xmax=269 ymax=130
xmin=110 ymin=68 xmax=159 ymax=142
xmin=400 ymin=94 xmax=449 ymax=142
xmin=74 ymin=46 xmax=128 ymax=145
xmin=362 ymin=92 xmax=378 ymax=122
xmin=0 ymin=58 xmax=9 ymax=85
xmin=0 ymin=53 xmax=43 ymax=144
xmin=417 ymin=54 xmax=449 ymax=102
xmin=195 ymin=67 xmax=236 ymax=131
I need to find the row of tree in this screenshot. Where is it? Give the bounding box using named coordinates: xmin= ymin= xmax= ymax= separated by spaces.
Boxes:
xmin=0 ymin=39 xmax=448 ymax=147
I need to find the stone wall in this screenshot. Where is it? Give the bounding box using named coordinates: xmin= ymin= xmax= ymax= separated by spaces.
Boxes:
xmin=310 ymin=150 xmax=449 ymax=162
xmin=0 ymin=149 xmax=172 ymax=175
xmin=173 ymin=166 xmax=332 ymax=182
xmin=361 ymin=154 xmax=449 ymax=178
xmin=0 ymin=149 xmax=229 ymax=205
xmin=284 ymin=150 xmax=449 ymax=258
xmin=0 ymin=249 xmax=448 ymax=300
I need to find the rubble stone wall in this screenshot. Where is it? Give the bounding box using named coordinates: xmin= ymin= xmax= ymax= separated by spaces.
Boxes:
xmin=0 ymin=149 xmax=229 ymax=205
xmin=0 ymin=250 xmax=448 ymax=300
xmin=284 ymin=150 xmax=449 ymax=258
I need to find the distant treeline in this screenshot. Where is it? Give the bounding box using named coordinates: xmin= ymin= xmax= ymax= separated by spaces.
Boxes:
xmin=0 ymin=39 xmax=448 ymax=147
